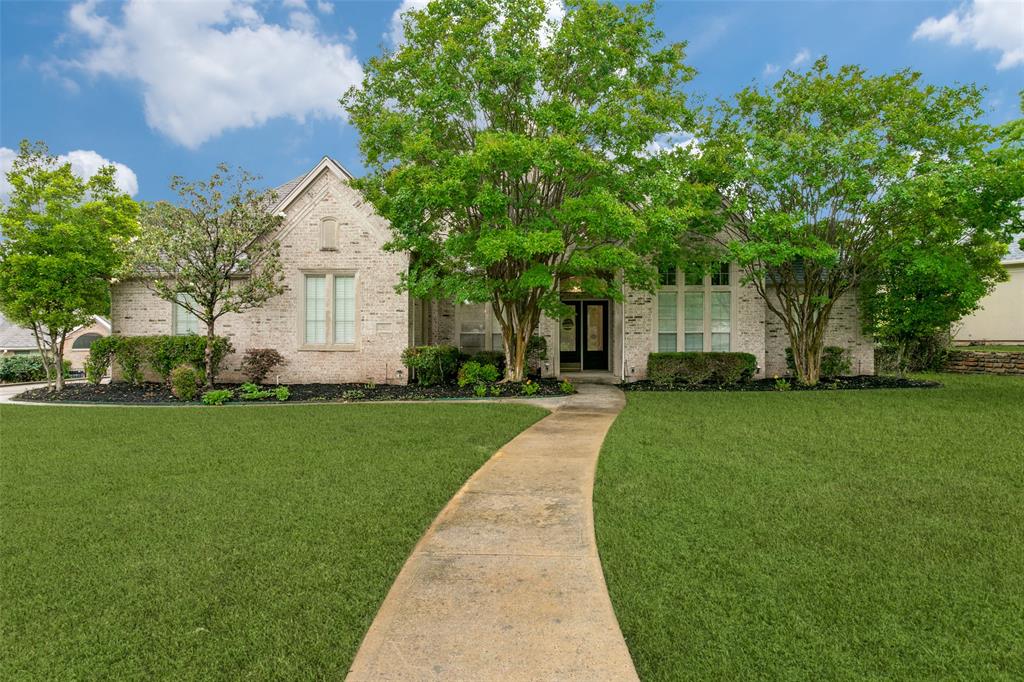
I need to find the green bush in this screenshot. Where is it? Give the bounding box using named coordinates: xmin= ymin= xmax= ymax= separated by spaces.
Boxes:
xmin=239 ymin=382 xmax=273 ymax=400
xmin=402 ymin=345 xmax=460 ymax=386
xmin=473 ymin=383 xmax=488 ymax=397
xmin=457 ymin=361 xmax=500 ymax=387
xmin=88 ymin=335 xmax=233 ymax=385
xmin=521 ymin=379 xmax=540 ymax=396
xmin=0 ymin=355 xmax=46 ymax=383
xmin=0 ymin=355 xmax=74 ymax=383
xmin=86 ymin=336 xmax=117 ymax=384
xmin=201 ymin=389 xmax=233 ymax=405
xmin=559 ymin=379 xmax=575 ymax=394
xmin=274 ymin=386 xmax=290 ymax=402
xmin=149 ymin=335 xmax=232 ymax=382
xmin=647 ymin=352 xmax=758 ymax=386
xmin=784 ymin=346 xmax=852 ymax=378
xmin=472 ymin=351 xmax=506 ymax=373
xmin=170 ymin=365 xmax=201 ymax=401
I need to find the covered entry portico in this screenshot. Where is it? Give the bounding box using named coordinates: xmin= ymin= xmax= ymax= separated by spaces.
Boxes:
xmin=555 ymin=293 xmax=623 ymax=382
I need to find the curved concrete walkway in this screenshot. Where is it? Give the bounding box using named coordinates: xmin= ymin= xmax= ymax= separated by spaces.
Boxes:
xmin=346 ymin=384 xmax=637 ymax=682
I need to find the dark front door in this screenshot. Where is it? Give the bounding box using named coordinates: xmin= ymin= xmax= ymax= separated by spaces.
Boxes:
xmin=559 ymin=300 xmax=609 ymax=371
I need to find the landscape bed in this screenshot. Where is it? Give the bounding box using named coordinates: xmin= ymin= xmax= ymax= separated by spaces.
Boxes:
xmin=623 ymin=374 xmax=941 ymax=392
xmin=595 ymin=373 xmax=1024 ymax=680
xmin=14 ymin=378 xmax=569 ymax=404
xmin=0 ymin=402 xmax=545 ymax=678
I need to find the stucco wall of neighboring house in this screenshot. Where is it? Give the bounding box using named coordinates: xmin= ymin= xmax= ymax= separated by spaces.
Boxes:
xmin=63 ymin=319 xmax=110 ymax=371
xmin=954 ymin=262 xmax=1024 ymax=344
xmin=111 ymin=164 xmax=411 ymax=384
xmin=763 ymin=290 xmax=875 ymax=377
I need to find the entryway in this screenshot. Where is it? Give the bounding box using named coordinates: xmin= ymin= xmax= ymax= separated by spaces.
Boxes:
xmin=559 ymin=300 xmax=609 ymax=372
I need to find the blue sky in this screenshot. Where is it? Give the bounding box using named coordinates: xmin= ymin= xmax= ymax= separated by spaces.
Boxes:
xmin=2 ymin=0 xmax=1022 ymax=202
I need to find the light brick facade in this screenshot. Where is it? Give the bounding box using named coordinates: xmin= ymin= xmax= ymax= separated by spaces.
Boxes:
xmin=111 ymin=157 xmax=875 ymax=384
xmin=112 ymin=159 xmax=412 ymax=384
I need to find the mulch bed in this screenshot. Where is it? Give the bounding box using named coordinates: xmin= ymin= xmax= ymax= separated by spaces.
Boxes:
xmin=623 ymin=375 xmax=942 ymax=392
xmin=15 ymin=378 xmax=570 ymax=405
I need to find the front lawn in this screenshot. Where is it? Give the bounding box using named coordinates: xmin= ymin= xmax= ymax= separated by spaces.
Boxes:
xmin=0 ymin=403 xmax=544 ymax=679
xmin=595 ymin=374 xmax=1024 ymax=680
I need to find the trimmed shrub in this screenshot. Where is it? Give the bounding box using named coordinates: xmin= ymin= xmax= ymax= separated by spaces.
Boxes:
xmin=240 ymin=348 xmax=285 ymax=383
xmin=113 ymin=336 xmax=154 ymax=385
xmin=457 ymin=361 xmax=500 ymax=387
xmin=0 ymin=355 xmax=46 ymax=383
xmin=402 ymin=345 xmax=460 ymax=386
xmin=149 ymin=335 xmax=232 ymax=382
xmin=201 ymin=388 xmax=233 ymax=405
xmin=274 ymin=386 xmax=290 ymax=402
xmin=472 ymin=351 xmax=506 ymax=373
xmin=86 ymin=336 xmax=117 ymax=384
xmin=785 ymin=346 xmax=852 ymax=378
xmin=647 ymin=352 xmax=758 ymax=386
xmin=170 ymin=364 xmax=201 ymax=401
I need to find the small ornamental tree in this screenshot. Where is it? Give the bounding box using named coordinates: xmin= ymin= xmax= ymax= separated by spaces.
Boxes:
xmin=127 ymin=166 xmax=284 ymax=387
xmin=342 ymin=0 xmax=703 ymax=381
xmin=694 ymin=59 xmax=1010 ymax=384
xmin=0 ymin=140 xmax=138 ymax=391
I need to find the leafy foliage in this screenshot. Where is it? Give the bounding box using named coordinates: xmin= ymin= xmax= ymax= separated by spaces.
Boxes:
xmin=0 ymin=355 xmax=69 ymax=383
xmin=784 ymin=346 xmax=852 ymax=379
xmin=126 ymin=165 xmax=284 ymax=386
xmin=647 ymin=352 xmax=757 ymax=386
xmin=401 ymin=345 xmax=461 ymax=386
xmin=343 ymin=0 xmax=703 ymax=380
xmin=693 ymin=60 xmax=1019 ymax=384
xmin=0 ymin=140 xmax=138 ymax=391
xmin=457 ymin=361 xmax=501 ymax=387
xmin=89 ymin=335 xmax=233 ymax=385
xmin=170 ymin=365 xmax=201 ymax=401
xmin=240 ymin=348 xmax=285 ymax=384
xmin=201 ymin=389 xmax=233 ymax=406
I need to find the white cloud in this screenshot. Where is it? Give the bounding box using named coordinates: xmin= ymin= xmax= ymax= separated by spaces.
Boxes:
xmin=763 ymin=63 xmax=779 ymax=77
xmin=0 ymin=147 xmax=138 ymax=203
xmin=316 ymin=0 xmax=334 ymax=14
xmin=790 ymin=48 xmax=810 ymax=67
xmin=62 ymin=0 xmax=363 ymax=148
xmin=913 ymin=0 xmax=1024 ymax=70
xmin=386 ymin=0 xmax=565 ymax=47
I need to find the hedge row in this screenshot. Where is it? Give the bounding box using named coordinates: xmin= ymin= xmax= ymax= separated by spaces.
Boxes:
xmin=647 ymin=352 xmax=758 ymax=386
xmin=88 ymin=335 xmax=233 ymax=385
xmin=0 ymin=355 xmax=71 ymax=383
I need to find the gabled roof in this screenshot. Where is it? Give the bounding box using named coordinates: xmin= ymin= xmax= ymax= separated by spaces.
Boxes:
xmin=0 ymin=312 xmax=37 ymax=351
xmin=271 ymin=156 xmax=356 ymax=214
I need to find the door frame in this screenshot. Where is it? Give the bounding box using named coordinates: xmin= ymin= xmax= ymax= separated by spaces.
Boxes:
xmin=558 ymin=299 xmax=610 ymax=372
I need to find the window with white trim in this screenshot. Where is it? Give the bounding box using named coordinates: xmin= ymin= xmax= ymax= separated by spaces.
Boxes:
xmin=303 ymin=273 xmax=357 ymax=347
xmin=173 ymin=294 xmax=200 ymax=336
xmin=457 ymin=303 xmax=503 ymax=353
xmin=656 ymin=262 xmax=732 ymax=352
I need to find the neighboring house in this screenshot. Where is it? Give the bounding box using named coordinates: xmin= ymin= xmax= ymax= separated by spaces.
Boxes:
xmin=0 ymin=313 xmax=111 ymax=371
xmin=111 ymin=156 xmax=875 ymax=384
xmin=954 ymin=236 xmax=1024 ymax=345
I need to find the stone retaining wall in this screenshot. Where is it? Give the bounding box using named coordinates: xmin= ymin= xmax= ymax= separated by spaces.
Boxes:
xmin=945 ymin=351 xmax=1024 ymax=376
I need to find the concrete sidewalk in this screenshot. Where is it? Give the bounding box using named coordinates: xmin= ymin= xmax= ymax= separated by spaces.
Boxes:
xmin=346 ymin=383 xmax=638 ymax=681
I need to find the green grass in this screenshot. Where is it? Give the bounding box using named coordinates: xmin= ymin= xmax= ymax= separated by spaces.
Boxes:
xmin=953 ymin=345 xmax=1024 ymax=352
xmin=0 ymin=403 xmax=544 ymax=680
xmin=595 ymin=374 xmax=1024 ymax=680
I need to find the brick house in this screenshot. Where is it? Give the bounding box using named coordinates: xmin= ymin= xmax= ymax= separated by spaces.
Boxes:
xmin=111 ymin=157 xmax=875 ymax=384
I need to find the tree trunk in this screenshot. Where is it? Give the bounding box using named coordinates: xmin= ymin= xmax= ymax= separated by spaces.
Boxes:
xmin=54 ymin=344 xmax=65 ymax=392
xmin=789 ymin=325 xmax=825 ymax=386
xmin=496 ymin=301 xmax=539 ymax=383
xmin=204 ymin=320 xmax=216 ymax=388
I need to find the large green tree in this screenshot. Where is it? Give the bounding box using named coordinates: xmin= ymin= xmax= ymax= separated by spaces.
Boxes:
xmin=860 ymin=107 xmax=1024 ymax=374
xmin=127 ymin=166 xmax=284 ymax=387
xmin=693 ymin=58 xmax=1016 ymax=384
xmin=0 ymin=141 xmax=139 ymax=391
xmin=343 ymin=0 xmax=701 ymax=381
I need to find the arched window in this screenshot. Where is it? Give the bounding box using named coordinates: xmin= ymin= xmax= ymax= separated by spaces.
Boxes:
xmin=320 ymin=217 xmax=338 ymax=251
xmin=72 ymin=333 xmax=102 ymax=350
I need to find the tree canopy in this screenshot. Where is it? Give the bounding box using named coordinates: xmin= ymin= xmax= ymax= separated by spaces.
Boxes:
xmin=127 ymin=165 xmax=284 ymax=386
xmin=342 ymin=0 xmax=703 ymax=379
xmin=692 ymin=59 xmax=1019 ymax=384
xmin=0 ymin=140 xmax=138 ymax=391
